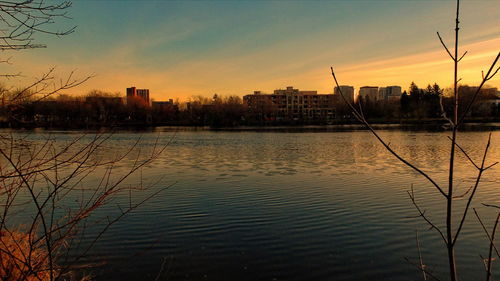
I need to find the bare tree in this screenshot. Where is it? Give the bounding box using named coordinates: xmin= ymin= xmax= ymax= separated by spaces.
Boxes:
xmin=0 ymin=0 xmax=90 ymax=122
xmin=0 ymin=0 xmax=74 ymax=51
xmin=0 ymin=2 xmax=174 ymax=280
xmin=0 ymin=132 xmax=172 ymax=280
xmin=330 ymin=0 xmax=499 ymax=280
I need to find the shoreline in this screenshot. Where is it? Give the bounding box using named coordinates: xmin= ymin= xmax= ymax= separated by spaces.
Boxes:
xmin=1 ymin=121 xmax=499 ymax=133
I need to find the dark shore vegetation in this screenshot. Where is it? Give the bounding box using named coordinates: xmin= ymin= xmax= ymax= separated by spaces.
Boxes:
xmin=1 ymin=84 xmax=499 ymax=129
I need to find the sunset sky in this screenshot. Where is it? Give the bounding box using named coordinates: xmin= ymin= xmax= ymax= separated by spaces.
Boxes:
xmin=5 ymin=0 xmax=500 ymax=101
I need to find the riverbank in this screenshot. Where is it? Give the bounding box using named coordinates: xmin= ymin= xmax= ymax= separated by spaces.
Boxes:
xmin=2 ymin=117 xmax=500 ymax=130
xmin=2 ymin=122 xmax=499 ymax=133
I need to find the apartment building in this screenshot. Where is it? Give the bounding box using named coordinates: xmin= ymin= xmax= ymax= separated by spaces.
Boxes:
xmin=126 ymin=86 xmax=150 ymax=104
xmin=358 ymin=86 xmax=379 ymax=101
xmin=152 ymin=99 xmax=176 ymax=111
xmin=378 ymin=86 xmax=402 ymax=101
xmin=244 ymin=86 xmax=335 ymax=120
xmin=334 ymin=85 xmax=355 ymax=103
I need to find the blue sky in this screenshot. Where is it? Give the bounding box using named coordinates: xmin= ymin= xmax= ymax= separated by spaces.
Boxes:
xmin=6 ymin=0 xmax=500 ymax=100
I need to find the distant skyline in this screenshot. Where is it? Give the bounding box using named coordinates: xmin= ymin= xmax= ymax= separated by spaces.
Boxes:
xmin=5 ymin=0 xmax=500 ymax=101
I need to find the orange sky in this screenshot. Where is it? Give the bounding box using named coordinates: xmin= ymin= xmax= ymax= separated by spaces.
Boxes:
xmin=3 ymin=1 xmax=499 ymax=101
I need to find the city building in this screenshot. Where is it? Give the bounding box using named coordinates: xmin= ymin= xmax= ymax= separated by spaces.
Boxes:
xmin=243 ymin=86 xmax=335 ymax=120
xmin=152 ymin=99 xmax=176 ymax=111
xmin=126 ymin=86 xmax=150 ymax=104
xmin=467 ymin=87 xmax=500 ymax=116
xmin=378 ymin=86 xmax=402 ymax=101
xmin=472 ymin=87 xmax=498 ymax=97
xmin=334 ymin=85 xmax=354 ymax=104
xmin=358 ymin=86 xmax=379 ymax=101
xmin=152 ymin=99 xmax=178 ymax=122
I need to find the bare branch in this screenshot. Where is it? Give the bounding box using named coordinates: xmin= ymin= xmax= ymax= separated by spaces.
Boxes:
xmin=408 ymin=186 xmax=447 ymax=243
xmin=453 ymin=133 xmax=493 ymax=245
xmin=474 ymin=208 xmax=500 ymax=281
xmin=458 ymin=52 xmax=500 ymax=127
xmin=484 ymin=162 xmax=498 ymax=171
xmin=452 ymin=186 xmax=473 ymax=199
xmin=416 ymin=230 xmax=427 ymax=281
xmin=331 ymin=67 xmax=447 ymax=198
xmin=474 ymin=209 xmax=500 ymax=260
xmin=0 ymin=130 xmax=173 ymax=278
xmin=405 ymin=257 xmax=442 ymax=281
xmin=0 ymin=0 xmax=75 ymax=51
xmin=488 ymin=67 xmax=500 ymax=81
xmin=437 ymin=32 xmax=455 ymax=61
xmin=486 ymin=212 xmax=500 ymax=281
xmin=457 ymin=51 xmax=467 ymax=62
xmin=447 ymin=136 xmax=479 ymax=170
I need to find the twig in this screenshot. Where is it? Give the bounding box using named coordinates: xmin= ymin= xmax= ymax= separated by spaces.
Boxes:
xmin=474 ymin=209 xmax=500 ymax=260
xmin=408 ymin=186 xmax=447 ymax=243
xmin=416 ymin=230 xmax=427 ymax=281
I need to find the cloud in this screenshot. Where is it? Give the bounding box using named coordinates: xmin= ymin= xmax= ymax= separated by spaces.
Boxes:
xmin=3 ymin=1 xmax=499 ymax=100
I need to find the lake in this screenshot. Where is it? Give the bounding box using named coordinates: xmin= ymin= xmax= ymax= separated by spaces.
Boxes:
xmin=3 ymin=127 xmax=499 ymax=280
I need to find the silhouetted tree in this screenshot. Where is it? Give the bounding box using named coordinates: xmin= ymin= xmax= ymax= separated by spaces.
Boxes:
xmin=330 ymin=0 xmax=500 ymax=279
xmin=400 ymin=90 xmax=410 ymax=117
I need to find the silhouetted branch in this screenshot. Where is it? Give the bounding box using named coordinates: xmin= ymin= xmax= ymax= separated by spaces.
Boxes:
xmin=452 ymin=186 xmax=473 ymax=199
xmin=484 ymin=162 xmax=498 ymax=171
xmin=404 ymin=257 xmax=441 ymax=281
xmin=331 ymin=68 xmax=447 ymax=198
xmin=474 ymin=209 xmax=500 ymax=281
xmin=416 ymin=230 xmax=427 ymax=281
xmin=483 ymin=204 xmax=500 ymax=210
xmin=408 ymin=187 xmax=447 ymax=243
xmin=437 ymin=32 xmax=455 ymax=61
xmin=457 ymin=52 xmax=500 ymax=127
xmin=457 ymin=51 xmax=467 ymax=62
xmin=8 ymin=68 xmax=93 ymax=104
xmin=474 ymin=209 xmax=500 ymax=260
xmin=0 ymin=0 xmax=75 ymax=51
xmin=453 ymin=133 xmax=493 ymax=245
xmin=448 ymin=136 xmax=479 ymax=170
xmin=486 ymin=213 xmax=500 ymax=281
xmin=330 ymin=1 xmax=496 ymax=279
xmin=0 ymin=131 xmax=172 ymax=279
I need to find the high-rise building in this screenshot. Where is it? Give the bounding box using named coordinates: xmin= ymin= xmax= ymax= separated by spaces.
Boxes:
xmin=126 ymin=86 xmax=150 ymax=104
xmin=334 ymin=85 xmax=354 ymax=103
xmin=358 ymin=86 xmax=379 ymax=101
xmin=378 ymin=86 xmax=402 ymax=101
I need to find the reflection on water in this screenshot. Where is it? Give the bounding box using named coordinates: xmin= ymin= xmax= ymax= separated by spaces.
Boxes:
xmin=3 ymin=128 xmax=499 ymax=280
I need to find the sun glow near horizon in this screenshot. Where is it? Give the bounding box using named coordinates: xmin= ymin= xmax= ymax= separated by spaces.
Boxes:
xmin=3 ymin=0 xmax=499 ymax=101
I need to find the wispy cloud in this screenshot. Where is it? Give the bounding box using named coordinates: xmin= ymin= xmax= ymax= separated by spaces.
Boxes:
xmin=3 ymin=0 xmax=499 ymax=100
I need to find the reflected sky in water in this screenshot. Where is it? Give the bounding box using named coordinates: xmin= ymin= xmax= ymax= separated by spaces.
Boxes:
xmin=3 ymin=129 xmax=499 ymax=281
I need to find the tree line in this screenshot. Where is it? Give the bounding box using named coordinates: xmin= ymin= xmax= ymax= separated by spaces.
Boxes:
xmin=345 ymin=83 xmax=499 ymax=122
xmin=0 ymin=83 xmax=498 ymax=128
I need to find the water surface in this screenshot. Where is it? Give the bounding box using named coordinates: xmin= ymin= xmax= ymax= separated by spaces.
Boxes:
xmin=5 ymin=128 xmax=500 ymax=280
